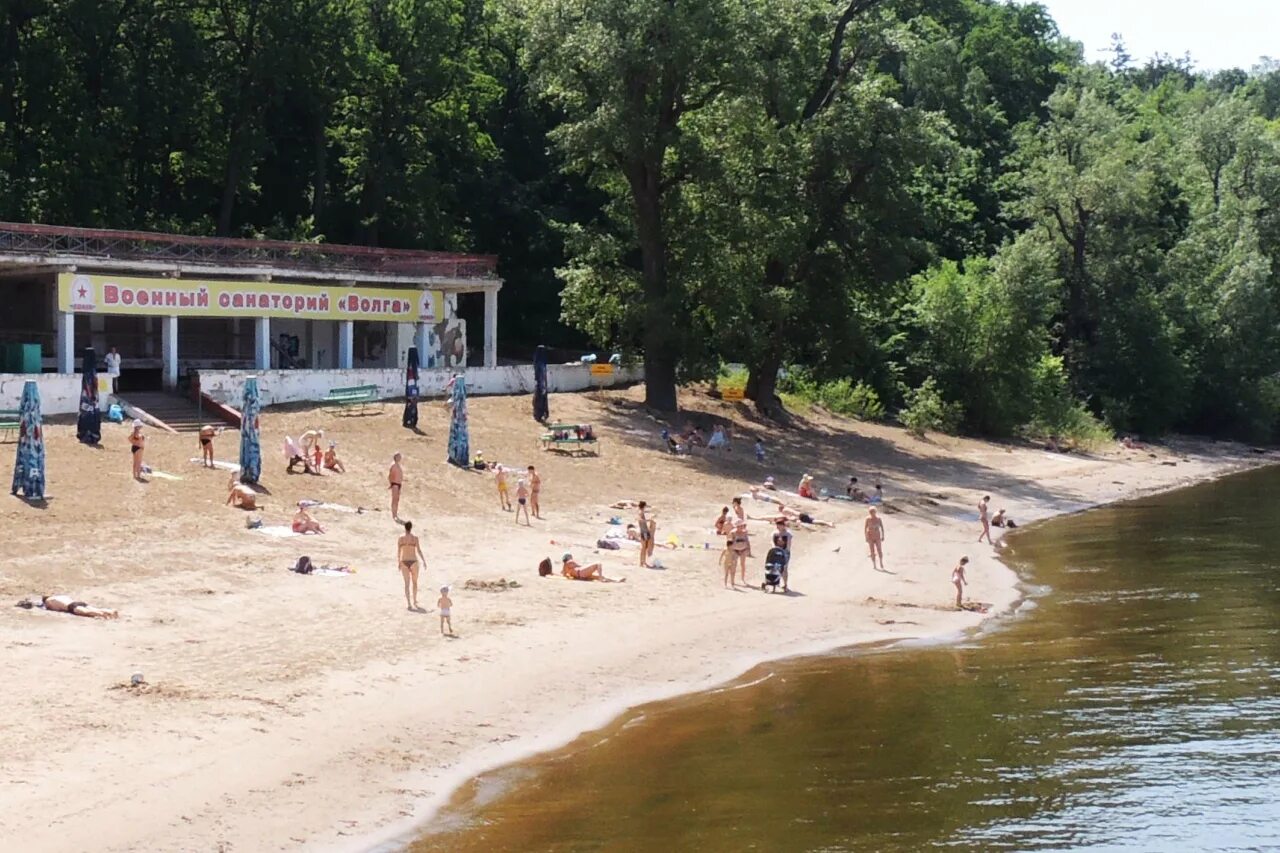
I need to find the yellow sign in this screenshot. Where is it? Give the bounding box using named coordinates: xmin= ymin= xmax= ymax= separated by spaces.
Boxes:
xmin=58 ymin=273 xmax=444 ymax=324
xmin=589 ymin=363 xmax=615 ymax=376
xmin=722 ymin=387 xmax=746 ymax=401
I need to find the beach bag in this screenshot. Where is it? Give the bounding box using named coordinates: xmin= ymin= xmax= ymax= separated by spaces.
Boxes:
xmin=106 ymin=403 xmax=124 ymax=423
xmin=293 ymin=556 xmax=315 ymax=574
xmin=538 ymin=557 xmax=553 ymax=577
xmin=596 ymin=539 xmax=620 ymax=550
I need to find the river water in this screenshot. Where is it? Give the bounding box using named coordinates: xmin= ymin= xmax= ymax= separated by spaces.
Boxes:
xmin=413 ymin=468 xmax=1280 ymax=851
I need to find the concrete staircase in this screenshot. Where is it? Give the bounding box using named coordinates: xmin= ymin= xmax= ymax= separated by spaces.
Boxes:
xmin=118 ymin=391 xmax=213 ymax=433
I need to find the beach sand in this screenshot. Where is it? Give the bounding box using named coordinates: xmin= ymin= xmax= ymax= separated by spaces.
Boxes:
xmin=0 ymin=387 xmax=1267 ymax=852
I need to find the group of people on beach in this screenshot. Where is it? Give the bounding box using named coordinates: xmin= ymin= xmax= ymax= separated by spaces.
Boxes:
xmin=494 ymin=464 xmax=542 ymax=525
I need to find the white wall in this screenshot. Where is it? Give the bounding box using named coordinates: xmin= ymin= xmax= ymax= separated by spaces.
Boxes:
xmin=196 ymin=364 xmax=643 ymax=408
xmin=0 ymin=373 xmax=83 ymax=415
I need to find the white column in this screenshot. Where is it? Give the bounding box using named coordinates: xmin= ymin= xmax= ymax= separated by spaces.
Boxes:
xmin=161 ymin=315 xmax=179 ymax=390
xmin=254 ymin=317 xmax=271 ymax=371
xmin=414 ymin=322 xmax=429 ymax=363
xmin=56 ymin=312 xmax=75 ymax=373
xmin=483 ymin=287 xmax=498 ymax=368
xmin=337 ymin=320 xmax=354 ymax=369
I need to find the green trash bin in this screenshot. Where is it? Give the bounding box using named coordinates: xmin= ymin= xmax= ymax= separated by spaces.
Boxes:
xmin=13 ymin=343 xmax=41 ymax=374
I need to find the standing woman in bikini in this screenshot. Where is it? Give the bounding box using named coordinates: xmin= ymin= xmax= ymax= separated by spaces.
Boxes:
xmin=637 ymin=501 xmax=655 ymax=568
xmin=129 ymin=420 xmax=146 ymax=481
xmin=397 ymin=520 xmax=426 ymax=611
xmin=388 ymin=453 xmax=404 ymax=521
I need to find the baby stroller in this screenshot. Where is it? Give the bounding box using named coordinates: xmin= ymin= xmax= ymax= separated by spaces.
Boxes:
xmin=763 ymin=547 xmax=789 ymax=593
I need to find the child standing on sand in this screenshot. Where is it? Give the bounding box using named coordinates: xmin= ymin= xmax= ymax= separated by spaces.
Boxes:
xmin=438 ymin=586 xmax=454 ymax=635
xmin=495 ymin=465 xmax=512 ymax=511
xmin=515 ymin=479 xmax=531 ymax=525
xmin=721 ymin=530 xmax=737 ymax=588
xmin=952 ymin=556 xmax=969 ymax=609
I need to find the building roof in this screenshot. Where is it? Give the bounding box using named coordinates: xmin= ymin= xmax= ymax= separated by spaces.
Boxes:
xmin=0 ymin=222 xmax=500 ymax=289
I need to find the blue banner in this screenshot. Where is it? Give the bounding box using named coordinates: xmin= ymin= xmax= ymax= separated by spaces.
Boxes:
xmin=11 ymin=381 xmax=45 ymax=499
xmin=239 ymin=377 xmax=262 ymax=484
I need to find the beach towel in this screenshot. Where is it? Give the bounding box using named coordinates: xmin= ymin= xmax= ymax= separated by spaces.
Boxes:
xmin=10 ymin=381 xmax=45 ymax=499
xmin=189 ymin=458 xmax=241 ymax=472
xmin=253 ymin=525 xmax=299 ymax=538
xmin=403 ymin=345 xmax=420 ymax=429
xmin=239 ymin=377 xmax=262 ymax=484
xmin=446 ymin=374 xmax=469 ymax=467
xmin=533 ymin=345 xmax=549 ymax=422
xmin=299 ymin=500 xmax=362 ymax=514
xmin=76 ymin=347 xmax=101 ymax=445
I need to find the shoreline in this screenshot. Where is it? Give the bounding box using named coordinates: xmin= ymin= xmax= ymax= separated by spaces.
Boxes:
xmin=1 ymin=391 xmax=1272 ymax=853
xmin=362 ymin=455 xmax=1273 ymax=853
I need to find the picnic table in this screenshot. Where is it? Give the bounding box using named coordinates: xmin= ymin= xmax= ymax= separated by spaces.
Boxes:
xmin=540 ymin=422 xmax=600 ymax=455
xmin=0 ymin=409 xmax=19 ymax=442
xmin=323 ymin=384 xmax=382 ymax=414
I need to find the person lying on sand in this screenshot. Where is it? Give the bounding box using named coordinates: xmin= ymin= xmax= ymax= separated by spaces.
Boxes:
xmin=292 ymin=505 xmax=325 ymax=534
xmin=745 ymin=486 xmax=785 ymax=506
xmin=226 ymin=476 xmax=258 ymax=510
xmin=562 ymin=554 xmax=625 ymax=582
xmin=753 ymin=506 xmax=835 ymax=528
xmin=611 ymin=499 xmax=644 ymax=509
xmin=17 ymin=594 xmax=119 ymax=619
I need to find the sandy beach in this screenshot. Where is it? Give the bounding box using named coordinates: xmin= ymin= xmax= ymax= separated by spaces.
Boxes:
xmin=0 ymin=387 xmax=1269 ymax=852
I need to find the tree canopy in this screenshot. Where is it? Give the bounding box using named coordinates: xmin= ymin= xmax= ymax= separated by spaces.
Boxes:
xmin=3 ymin=0 xmax=1280 ymax=440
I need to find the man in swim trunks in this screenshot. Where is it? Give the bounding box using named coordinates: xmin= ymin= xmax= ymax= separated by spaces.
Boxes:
xmin=514 ymin=478 xmax=531 ymax=525
xmin=199 ymin=424 xmax=219 ymax=467
xmin=561 ymin=554 xmax=624 ymax=582
xmin=978 ymin=495 xmax=992 ymax=544
xmin=528 ymin=465 xmax=542 ymax=519
xmin=397 ymin=520 xmax=426 ymax=610
xmin=389 ymin=453 xmax=404 ymax=520
xmin=865 ymin=507 xmax=885 ymax=571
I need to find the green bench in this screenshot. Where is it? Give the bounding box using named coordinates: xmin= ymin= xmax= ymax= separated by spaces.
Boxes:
xmin=540 ymin=423 xmax=600 ymax=455
xmin=323 ymin=384 xmax=383 ymax=414
xmin=0 ymin=409 xmax=19 ymax=442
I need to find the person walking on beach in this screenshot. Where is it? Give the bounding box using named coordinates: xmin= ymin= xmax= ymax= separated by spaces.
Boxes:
xmin=129 ymin=420 xmax=146 ymax=481
xmin=978 ymin=495 xmax=992 ymax=544
xmin=397 ymin=520 xmax=426 ymax=611
xmin=528 ymin=465 xmax=542 ymax=519
xmin=389 ymin=453 xmax=404 ymax=521
xmin=864 ymin=507 xmax=885 ymax=571
xmin=952 ymin=556 xmax=969 ymax=609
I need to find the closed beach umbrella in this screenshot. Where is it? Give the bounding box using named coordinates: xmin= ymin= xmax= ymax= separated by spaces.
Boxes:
xmin=446 ymin=374 xmax=469 ymax=467
xmin=403 ymin=345 xmax=420 ymax=429
xmin=11 ymin=380 xmax=45 ymax=499
xmin=533 ymin=344 xmax=549 ymax=423
xmin=239 ymin=377 xmax=262 ymax=484
xmin=76 ymin=346 xmax=101 ymax=445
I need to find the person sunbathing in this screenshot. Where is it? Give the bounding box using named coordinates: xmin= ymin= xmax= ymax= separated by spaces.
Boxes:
xmin=226 ymin=477 xmax=258 ymax=510
xmin=610 ymin=499 xmax=645 ymax=509
xmin=746 ymin=486 xmax=785 ymax=506
xmin=17 ymin=594 xmax=119 ymax=619
xmin=323 ymin=442 xmax=346 ymax=473
xmin=292 ymin=505 xmax=325 ymax=534
xmin=561 ymin=554 xmax=625 ymax=582
xmin=773 ymin=506 xmax=835 ymax=528
xmin=798 ymin=474 xmax=819 ymax=500
xmin=991 ymin=508 xmax=1017 ymax=529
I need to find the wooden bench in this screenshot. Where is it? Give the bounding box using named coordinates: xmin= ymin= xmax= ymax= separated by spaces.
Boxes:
xmin=0 ymin=409 xmax=20 ymax=442
xmin=540 ymin=423 xmax=600 ymax=456
xmin=322 ymin=384 xmax=383 ymax=414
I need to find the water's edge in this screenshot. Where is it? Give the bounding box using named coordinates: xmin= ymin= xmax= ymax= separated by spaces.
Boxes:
xmin=350 ymin=461 xmax=1273 ymax=853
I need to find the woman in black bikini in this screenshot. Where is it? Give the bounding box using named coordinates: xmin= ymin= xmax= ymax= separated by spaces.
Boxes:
xmin=129 ymin=420 xmax=146 ymax=480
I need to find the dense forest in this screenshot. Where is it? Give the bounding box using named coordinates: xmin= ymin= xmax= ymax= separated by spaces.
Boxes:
xmin=3 ymin=0 xmax=1280 ymax=441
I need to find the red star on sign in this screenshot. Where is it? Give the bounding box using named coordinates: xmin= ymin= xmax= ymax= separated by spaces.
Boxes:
xmin=78 ymin=286 xmax=88 ymax=298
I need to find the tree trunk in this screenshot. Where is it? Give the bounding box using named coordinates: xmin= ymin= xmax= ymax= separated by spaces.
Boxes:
xmin=217 ymin=122 xmax=244 ymax=236
xmin=629 ymin=160 xmax=679 ymax=412
xmin=311 ymin=115 xmax=327 ymax=225
xmin=747 ymin=349 xmax=783 ymax=418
